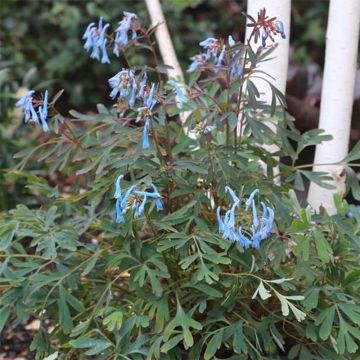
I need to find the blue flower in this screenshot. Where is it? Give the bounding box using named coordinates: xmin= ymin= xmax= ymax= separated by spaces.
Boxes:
xmin=261 ymin=29 xmax=268 ymax=47
xmin=144 ymin=83 xmax=156 ymax=110
xmin=83 ymin=17 xmax=111 ymax=63
xmin=216 ymin=187 xmax=274 ymax=250
xmin=39 ymin=90 xmax=49 ymax=133
xmin=347 ymin=205 xmax=360 ymax=217
xmin=134 ymin=184 xmax=163 ymax=217
xmin=245 ymin=188 xmax=259 ymax=210
xmin=228 ymin=35 xmax=236 ymax=47
xmin=225 ymin=186 xmax=240 ymax=205
xmin=115 ymin=197 xmax=125 ymax=223
xmin=142 ymin=117 xmax=150 ymax=149
xmin=113 ymin=12 xmax=139 ymax=57
xmin=204 ymin=125 xmax=216 ymax=134
xmin=113 ymin=174 xmax=137 ymax=223
xmin=199 ymin=37 xmax=219 ymax=60
xmin=99 ymin=24 xmax=111 ymax=64
xmin=238 ymin=227 xmax=251 ymax=248
xmin=108 ymin=69 xmax=136 ymax=106
xmin=16 ymin=90 xmax=50 ymax=131
xmin=168 ymin=80 xmax=187 ymax=107
xmin=114 ymin=174 xmax=124 ymax=200
xmin=16 ymin=90 xmax=36 ymax=123
xmin=138 ymin=73 xmax=147 ymax=98
xmin=215 ymin=45 xmax=225 ymax=70
xmin=275 ymin=21 xmax=286 ymax=39
xmin=120 ymin=184 xmax=137 ymax=210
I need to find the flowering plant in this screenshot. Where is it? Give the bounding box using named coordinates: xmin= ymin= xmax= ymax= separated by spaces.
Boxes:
xmin=1 ymin=8 xmax=360 ymax=359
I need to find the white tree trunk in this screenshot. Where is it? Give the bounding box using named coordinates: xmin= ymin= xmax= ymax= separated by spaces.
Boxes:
xmin=145 ymin=0 xmax=193 ymax=133
xmin=245 ymin=0 xmax=291 ymax=182
xmin=307 ymin=0 xmax=360 ymax=214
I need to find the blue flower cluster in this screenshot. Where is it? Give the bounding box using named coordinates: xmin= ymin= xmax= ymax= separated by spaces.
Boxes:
xmin=216 ymin=187 xmax=274 ymax=249
xmin=83 ymin=17 xmax=110 ymax=64
xmin=16 ymin=90 xmax=50 ymax=132
xmin=114 ymin=175 xmax=163 ymax=223
xmin=188 ymin=36 xmax=243 ymax=79
xmin=227 ymin=35 xmax=243 ymax=80
xmin=261 ymin=20 xmax=286 ymax=47
xmin=114 ymin=12 xmax=139 ymax=57
xmin=188 ymin=37 xmax=224 ymax=73
xmin=108 ymin=69 xmax=156 ymax=149
xmin=83 ymin=12 xmax=140 ymax=63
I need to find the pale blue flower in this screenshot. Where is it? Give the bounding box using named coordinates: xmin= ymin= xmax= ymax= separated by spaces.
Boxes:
xmin=113 ymin=175 xmax=137 ymax=223
xmin=39 ymin=90 xmax=49 ymax=132
xmin=245 ymin=189 xmax=259 ymax=210
xmin=16 ymin=90 xmax=36 ymax=123
xmin=113 ymin=12 xmax=139 ymax=57
xmin=168 ymin=80 xmax=187 ymax=107
xmin=238 ymin=227 xmax=251 ymax=248
xmin=115 ymin=198 xmax=125 ymax=223
xmin=261 ymin=29 xmax=268 ymax=47
xmin=216 ymin=187 xmax=274 ymax=249
xmin=83 ymin=17 xmax=110 ymax=63
xmin=120 ymin=184 xmax=137 ymax=210
xmin=204 ymin=125 xmax=216 ymax=134
xmin=215 ymin=45 xmax=225 ymax=69
xmin=225 ymin=186 xmax=240 ymax=205
xmin=133 ymin=184 xmax=163 ymax=217
xmin=142 ymin=117 xmax=150 ymax=149
xmin=99 ymin=24 xmax=111 ymax=64
xmin=114 ymin=174 xmax=124 ymax=200
xmin=108 ymin=69 xmax=136 ymax=106
xmin=228 ymin=35 xmax=236 ymax=47
xmin=275 ymin=20 xmax=286 ymax=39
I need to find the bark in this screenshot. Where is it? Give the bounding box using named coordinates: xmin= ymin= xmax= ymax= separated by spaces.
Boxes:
xmin=307 ymin=0 xmax=360 ymax=214
xmin=246 ymin=0 xmax=291 ymax=182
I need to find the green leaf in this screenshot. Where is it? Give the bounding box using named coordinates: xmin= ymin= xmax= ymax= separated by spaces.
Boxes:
xmin=160 ymin=334 xmax=183 ymax=353
xmin=204 ymin=329 xmax=223 ymax=360
xmin=300 ymin=170 xmax=335 ymax=190
xmin=103 ymin=311 xmax=123 ymax=331
xmin=315 ymin=306 xmax=335 ymax=340
xmin=293 ymin=235 xmax=310 ymax=261
xmin=58 ymin=287 xmax=73 ymax=334
xmin=339 ymin=303 xmax=360 ymax=326
xmin=0 ymin=223 xmax=18 ymax=251
xmin=303 ymin=289 xmax=320 ymax=311
xmin=313 ymin=230 xmax=332 ymax=264
xmin=82 ymin=249 xmax=101 ymax=275
xmin=163 ymin=300 xmax=202 ymax=349
xmin=0 ymin=307 xmax=10 ymax=333
xmin=233 ymin=321 xmax=247 ymax=354
xmin=69 ymin=338 xmax=112 ymax=356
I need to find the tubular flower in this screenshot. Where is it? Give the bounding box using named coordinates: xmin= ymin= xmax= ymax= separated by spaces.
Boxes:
xmin=142 ymin=117 xmax=150 ymax=149
xmin=216 ymin=187 xmax=274 ymax=249
xmin=16 ymin=90 xmax=50 ymax=132
xmin=38 ymin=90 xmax=49 ymax=133
xmin=135 ymin=184 xmax=163 ymax=213
xmin=252 ymin=8 xmax=286 ymax=47
xmin=16 ymin=90 xmax=37 ymax=123
xmin=113 ymin=12 xmax=140 ymax=57
xmin=82 ymin=17 xmax=111 ymax=63
xmin=108 ymin=69 xmax=136 ymax=103
xmin=113 ymin=175 xmax=137 ymax=223
xmin=167 ymin=80 xmax=187 ymax=107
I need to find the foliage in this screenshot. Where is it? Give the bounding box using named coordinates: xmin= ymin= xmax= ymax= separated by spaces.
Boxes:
xmin=1 ymin=5 xmax=360 ymax=360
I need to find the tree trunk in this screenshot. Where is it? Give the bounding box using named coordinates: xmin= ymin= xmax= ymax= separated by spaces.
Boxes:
xmin=245 ymin=0 xmax=291 ymax=182
xmin=307 ymin=0 xmax=360 ymax=214
xmin=144 ymin=0 xmax=193 ymax=131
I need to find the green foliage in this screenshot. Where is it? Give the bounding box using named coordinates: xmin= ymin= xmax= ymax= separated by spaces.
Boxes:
xmin=1 ymin=3 xmax=360 ymax=359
